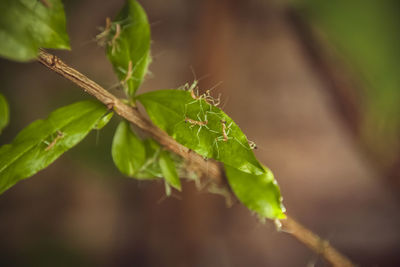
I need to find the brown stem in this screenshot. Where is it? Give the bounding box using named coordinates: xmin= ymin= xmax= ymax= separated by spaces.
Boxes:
xmin=37 ymin=50 xmax=355 ymax=267
xmin=281 ymin=217 xmax=354 ymax=267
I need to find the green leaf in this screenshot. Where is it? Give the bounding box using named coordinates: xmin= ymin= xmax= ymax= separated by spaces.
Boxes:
xmin=134 ymin=139 xmax=163 ymax=179
xmin=0 ymin=100 xmax=108 ymax=194
xmin=0 ymin=93 xmax=9 ymax=134
xmin=137 ymin=89 xmax=265 ymax=175
xmin=112 ymin=120 xmax=146 ymax=177
xmin=94 ymin=112 xmax=113 ymax=130
xmin=0 ymin=0 xmax=70 ymax=62
xmin=224 ymin=164 xmax=285 ymax=220
xmin=105 ymin=0 xmax=151 ymax=98
xmin=159 ymin=150 xmax=181 ymax=191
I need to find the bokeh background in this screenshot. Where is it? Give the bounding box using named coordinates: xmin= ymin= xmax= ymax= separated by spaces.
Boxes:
xmin=1 ymin=0 xmax=400 ymax=266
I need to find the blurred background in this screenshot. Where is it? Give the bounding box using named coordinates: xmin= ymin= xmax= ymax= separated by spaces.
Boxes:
xmin=0 ymin=0 xmax=400 ymax=266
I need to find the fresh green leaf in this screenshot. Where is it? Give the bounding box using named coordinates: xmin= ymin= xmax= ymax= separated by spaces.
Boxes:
xmin=94 ymin=112 xmax=113 ymax=130
xmin=159 ymin=150 xmax=181 ymax=191
xmin=105 ymin=0 xmax=151 ymax=98
xmin=137 ymin=89 xmax=265 ymax=175
xmin=0 ymin=0 xmax=70 ymax=62
xmin=0 ymin=93 xmax=9 ymax=134
xmin=0 ymin=100 xmax=108 ymax=194
xmin=112 ymin=120 xmax=146 ymax=177
xmin=134 ymin=139 xmax=163 ymax=179
xmin=224 ymin=164 xmax=285 ymax=219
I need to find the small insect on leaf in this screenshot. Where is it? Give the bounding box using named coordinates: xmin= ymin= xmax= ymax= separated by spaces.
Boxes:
xmin=105 ymin=0 xmax=151 ymax=98
xmin=45 ymin=130 xmax=64 ymax=151
xmin=137 ymin=89 xmax=265 ymax=175
xmin=0 ymin=100 xmax=108 ymax=195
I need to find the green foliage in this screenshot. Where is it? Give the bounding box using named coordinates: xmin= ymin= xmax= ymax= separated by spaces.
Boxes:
xmin=94 ymin=112 xmax=114 ymax=130
xmin=0 ymin=101 xmax=109 ymax=194
xmin=0 ymin=93 xmax=9 ymax=134
xmin=138 ymin=89 xmax=285 ymax=219
xmin=134 ymin=139 xmax=163 ymax=179
xmin=0 ymin=0 xmax=70 ymax=62
xmin=296 ymin=0 xmax=400 ymax=164
xmin=225 ymin=164 xmax=285 ymax=219
xmin=105 ymin=0 xmax=151 ymax=99
xmin=0 ymin=0 xmax=286 ymax=221
xmin=159 ymin=150 xmax=181 ymax=191
xmin=112 ymin=120 xmax=146 ymax=177
xmin=138 ymin=89 xmax=264 ymax=175
xmin=111 ymin=120 xmax=179 ymax=183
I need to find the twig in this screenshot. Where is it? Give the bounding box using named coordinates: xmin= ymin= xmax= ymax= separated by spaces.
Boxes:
xmin=281 ymin=217 xmax=354 ymax=267
xmin=37 ymin=50 xmax=355 ymax=267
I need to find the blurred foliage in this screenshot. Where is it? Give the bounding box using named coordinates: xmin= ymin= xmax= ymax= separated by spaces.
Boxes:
xmin=295 ymin=0 xmax=400 ymax=166
xmin=0 ymin=0 xmax=70 ymax=61
xmin=0 ymin=93 xmax=9 ymax=134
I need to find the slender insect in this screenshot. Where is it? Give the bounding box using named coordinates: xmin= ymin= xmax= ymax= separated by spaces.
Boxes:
xmin=188 ymin=82 xmax=222 ymax=107
xmin=212 ymin=120 xmax=232 ymax=158
xmin=110 ymin=59 xmax=141 ymax=90
xmin=211 ymin=119 xmax=253 ymax=158
xmin=108 ymin=23 xmax=121 ymax=54
xmin=45 ymin=131 xmax=64 ymax=151
xmin=122 ymin=60 xmax=133 ymax=85
xmin=185 ymin=117 xmax=208 ymax=127
xmin=184 ymin=82 xmax=221 ymax=118
xmin=221 ymin=120 xmax=230 ymax=141
xmin=248 ymin=140 xmax=257 ymax=149
xmin=202 ymin=81 xmax=223 ymax=107
xmin=184 ymin=114 xmax=210 ymax=141
xmin=96 ymin=17 xmax=112 ymax=46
